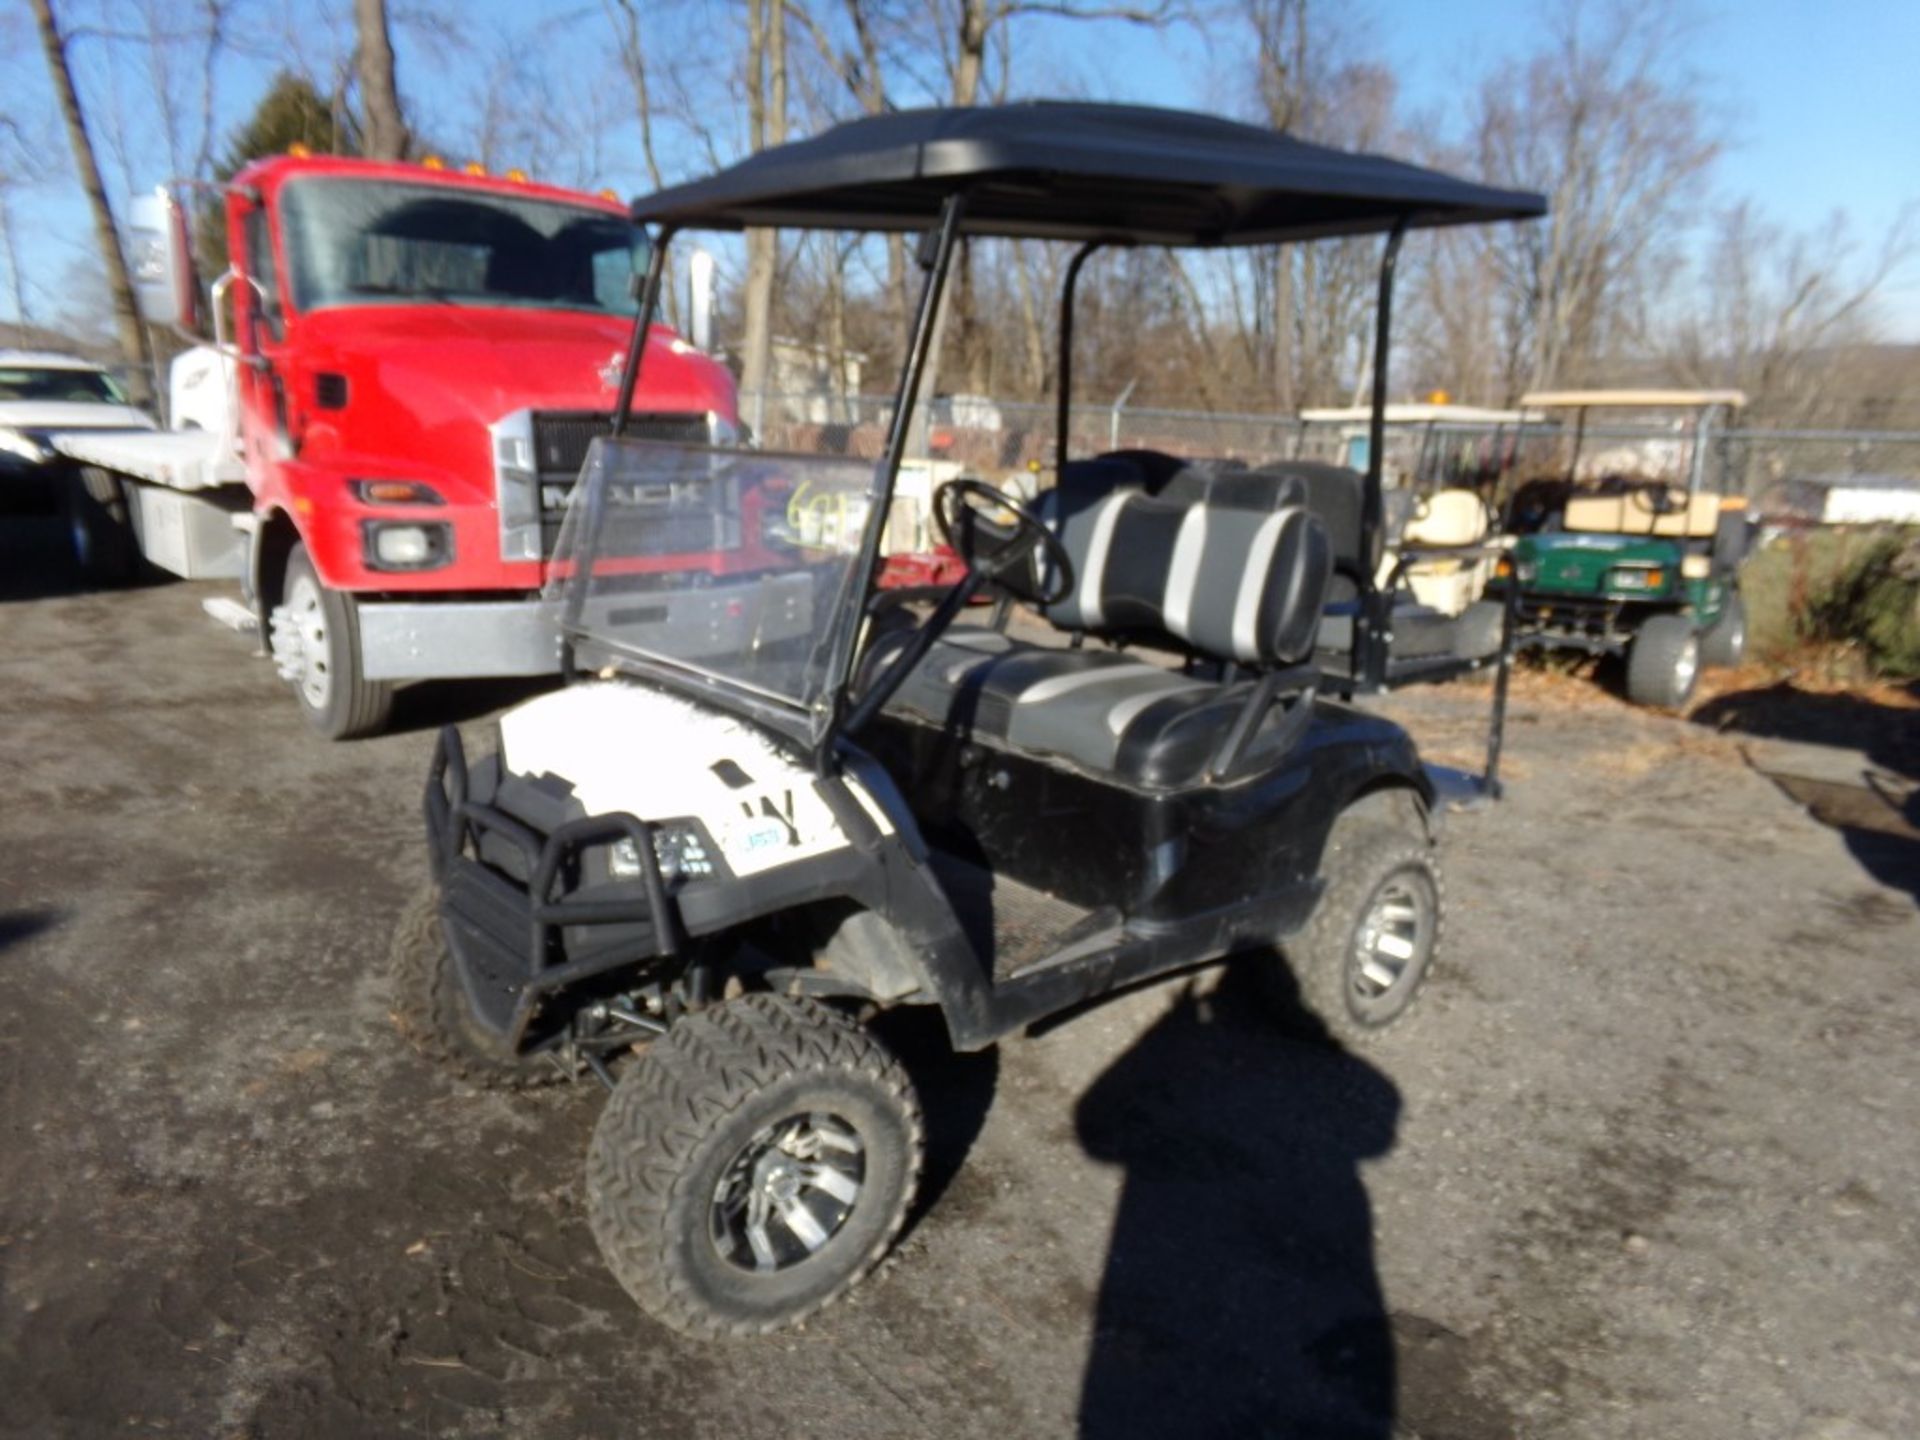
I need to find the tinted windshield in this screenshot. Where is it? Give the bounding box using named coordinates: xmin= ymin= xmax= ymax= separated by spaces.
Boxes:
xmin=547 ymin=439 xmax=879 ymax=748
xmin=279 ymin=178 xmax=648 ymax=315
xmin=0 ymin=367 xmax=126 ymax=404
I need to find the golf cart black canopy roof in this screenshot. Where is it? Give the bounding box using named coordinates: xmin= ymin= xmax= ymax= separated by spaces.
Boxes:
xmin=631 ymin=102 xmax=1546 ymax=245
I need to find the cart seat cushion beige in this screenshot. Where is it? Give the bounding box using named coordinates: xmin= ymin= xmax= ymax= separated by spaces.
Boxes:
xmin=1401 ymin=488 xmax=1490 ymax=547
xmin=1563 ymin=491 xmax=1720 ymax=538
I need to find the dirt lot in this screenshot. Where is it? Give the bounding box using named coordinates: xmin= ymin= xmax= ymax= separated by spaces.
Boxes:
xmin=2 ymin=519 xmax=1917 ymax=1439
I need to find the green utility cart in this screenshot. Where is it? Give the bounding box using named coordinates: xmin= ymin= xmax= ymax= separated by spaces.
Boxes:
xmin=1490 ymin=390 xmax=1752 ymax=707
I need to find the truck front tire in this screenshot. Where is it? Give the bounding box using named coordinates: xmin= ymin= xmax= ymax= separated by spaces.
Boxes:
xmin=586 ymin=993 xmax=923 ymax=1336
xmin=270 ymin=543 xmax=394 ymax=739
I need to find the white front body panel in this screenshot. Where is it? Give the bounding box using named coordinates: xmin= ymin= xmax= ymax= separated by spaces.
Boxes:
xmin=497 ymin=682 xmax=892 ymax=879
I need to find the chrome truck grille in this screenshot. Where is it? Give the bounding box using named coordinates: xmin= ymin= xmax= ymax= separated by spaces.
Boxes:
xmin=489 ymin=408 xmax=723 ymax=562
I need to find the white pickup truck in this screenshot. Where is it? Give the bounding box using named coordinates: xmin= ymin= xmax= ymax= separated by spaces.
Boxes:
xmin=0 ymin=350 xmax=157 ymax=521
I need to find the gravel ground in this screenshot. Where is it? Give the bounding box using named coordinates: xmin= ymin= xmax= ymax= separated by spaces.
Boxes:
xmin=2 ymin=518 xmax=1916 ymax=1439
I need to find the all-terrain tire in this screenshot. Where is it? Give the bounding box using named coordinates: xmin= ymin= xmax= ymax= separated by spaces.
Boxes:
xmin=273 ymin=543 xmax=394 ymax=739
xmin=1699 ymin=592 xmax=1747 ymax=669
xmin=389 ymin=885 xmax=560 ymax=1088
xmin=1625 ymin=613 xmax=1700 ymax=708
xmin=1266 ymin=813 xmax=1443 ymax=1043
xmin=586 ymin=993 xmax=923 ymax=1336
xmin=66 ymin=466 xmax=139 ymax=584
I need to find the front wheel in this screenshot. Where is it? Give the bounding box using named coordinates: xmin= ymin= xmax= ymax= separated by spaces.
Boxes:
xmin=268 ymin=543 xmax=394 ymax=739
xmin=1267 ymin=816 xmax=1444 ymax=1042
xmin=587 ymin=994 xmax=923 ymax=1336
xmin=1625 ymin=613 xmax=1700 ymax=708
xmin=389 ymin=886 xmax=560 ymax=1089
xmin=1699 ymin=592 xmax=1746 ymax=669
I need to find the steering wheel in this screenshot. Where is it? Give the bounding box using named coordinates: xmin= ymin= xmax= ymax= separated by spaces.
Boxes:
xmin=932 ymin=478 xmax=1075 ymax=606
xmin=1626 ymin=481 xmax=1683 ymax=515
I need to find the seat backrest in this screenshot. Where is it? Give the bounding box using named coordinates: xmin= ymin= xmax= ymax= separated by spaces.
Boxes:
xmin=1563 ymin=490 xmax=1720 ymax=538
xmin=1403 ymin=488 xmax=1490 ymax=547
xmin=1036 ymin=482 xmax=1330 ymax=667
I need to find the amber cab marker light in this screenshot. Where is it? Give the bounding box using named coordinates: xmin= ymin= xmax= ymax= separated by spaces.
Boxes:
xmin=422 ymin=155 xmax=446 ymax=170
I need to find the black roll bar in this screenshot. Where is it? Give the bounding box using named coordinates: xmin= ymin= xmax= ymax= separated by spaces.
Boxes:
xmin=612 ymin=225 xmax=677 ymax=436
xmin=1055 ymin=240 xmax=1103 ymax=480
xmin=1358 ymin=218 xmax=1408 ymax=693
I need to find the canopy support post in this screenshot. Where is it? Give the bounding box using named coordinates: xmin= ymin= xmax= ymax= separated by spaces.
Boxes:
xmin=612 ymin=225 xmax=677 ymax=436
xmin=1056 ymin=240 xmax=1102 ymax=479
xmin=1359 ymin=219 xmax=1407 ymax=693
xmin=820 ymin=190 xmax=968 ymax=768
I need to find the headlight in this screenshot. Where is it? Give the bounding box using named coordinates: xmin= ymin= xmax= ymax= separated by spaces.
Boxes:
xmin=706 ymin=412 xmax=741 ymax=448
xmin=610 ymin=821 xmax=716 ymax=883
xmin=0 ymin=428 xmax=51 ymax=464
xmin=1607 ymin=565 xmax=1665 ymax=592
xmin=362 ymin=520 xmax=452 ymax=570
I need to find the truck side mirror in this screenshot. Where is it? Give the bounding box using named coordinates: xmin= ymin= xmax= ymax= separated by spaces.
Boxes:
xmin=128 ymin=189 xmax=200 ymax=334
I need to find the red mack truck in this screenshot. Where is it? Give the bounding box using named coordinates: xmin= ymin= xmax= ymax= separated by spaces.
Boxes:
xmin=51 ymin=152 xmax=745 ymax=738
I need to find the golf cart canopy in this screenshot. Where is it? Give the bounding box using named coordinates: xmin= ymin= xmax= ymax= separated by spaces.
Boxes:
xmin=630 ymin=102 xmax=1546 ymax=245
xmin=1520 ymin=390 xmax=1748 ymax=411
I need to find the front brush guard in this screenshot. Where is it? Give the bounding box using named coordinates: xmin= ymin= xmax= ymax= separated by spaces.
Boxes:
xmin=425 ymin=725 xmax=680 ymax=1049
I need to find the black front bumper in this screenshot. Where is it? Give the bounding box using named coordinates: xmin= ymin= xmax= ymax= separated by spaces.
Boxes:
xmin=425 ymin=725 xmax=679 ymax=1050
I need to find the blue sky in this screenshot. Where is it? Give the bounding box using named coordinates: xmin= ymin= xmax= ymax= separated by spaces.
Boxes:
xmin=5 ymin=0 xmax=1917 ymax=339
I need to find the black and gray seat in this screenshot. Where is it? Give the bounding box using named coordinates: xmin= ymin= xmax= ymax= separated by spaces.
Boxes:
xmin=884 ymin=474 xmax=1331 ymax=789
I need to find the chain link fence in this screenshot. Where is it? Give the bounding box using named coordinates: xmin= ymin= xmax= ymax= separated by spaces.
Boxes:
xmin=739 ymin=389 xmax=1920 ymax=520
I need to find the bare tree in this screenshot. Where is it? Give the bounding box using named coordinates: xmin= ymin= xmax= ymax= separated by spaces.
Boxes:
xmin=353 ymin=0 xmax=409 ymax=160
xmin=1668 ymin=202 xmax=1919 ymax=426
xmin=740 ymin=0 xmax=791 ymax=427
xmin=27 ymin=0 xmax=154 ymax=402
xmin=1467 ymin=0 xmax=1719 ymax=395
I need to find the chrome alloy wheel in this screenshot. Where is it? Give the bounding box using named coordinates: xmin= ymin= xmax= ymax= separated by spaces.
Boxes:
xmin=1349 ymin=874 xmax=1434 ymax=1017
xmin=269 ymin=571 xmax=332 ymax=710
xmin=710 ymin=1112 xmax=865 ymax=1273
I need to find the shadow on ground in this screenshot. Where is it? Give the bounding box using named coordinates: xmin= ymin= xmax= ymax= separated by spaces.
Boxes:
xmin=1693 ymin=683 xmax=1920 ymax=902
xmin=0 ymin=514 xmax=175 ymax=605
xmin=1071 ymin=966 xmax=1412 ymax=1439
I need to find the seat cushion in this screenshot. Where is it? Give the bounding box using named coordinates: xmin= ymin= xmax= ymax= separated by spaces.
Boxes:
xmin=885 ymin=627 xmax=1255 ymax=789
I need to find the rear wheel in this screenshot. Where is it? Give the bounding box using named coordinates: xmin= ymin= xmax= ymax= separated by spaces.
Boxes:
xmin=269 ymin=543 xmax=393 ymax=739
xmin=66 ymin=466 xmax=139 ymax=584
xmin=1267 ymin=811 xmax=1443 ymax=1042
xmin=1699 ymin=592 xmax=1746 ymax=669
xmin=1625 ymin=613 xmax=1700 ymax=708
xmin=587 ymin=993 xmax=922 ymax=1336
xmin=389 ymin=885 xmax=560 ymax=1089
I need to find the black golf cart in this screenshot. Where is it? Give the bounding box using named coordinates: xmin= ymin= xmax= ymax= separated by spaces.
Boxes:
xmin=392 ymin=103 xmax=1545 ymax=1336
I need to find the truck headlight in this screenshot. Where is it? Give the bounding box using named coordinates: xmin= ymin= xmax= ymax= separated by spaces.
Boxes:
xmin=0 ymin=428 xmax=50 ymax=464
xmin=363 ymin=521 xmax=452 ymax=570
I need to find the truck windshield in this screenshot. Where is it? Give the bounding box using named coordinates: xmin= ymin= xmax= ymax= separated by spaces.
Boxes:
xmin=546 ymin=439 xmax=880 ymax=750
xmin=0 ymin=367 xmax=127 ymax=404
xmin=279 ymin=178 xmax=648 ymax=316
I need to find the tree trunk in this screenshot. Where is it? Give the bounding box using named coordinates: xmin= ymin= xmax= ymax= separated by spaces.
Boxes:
xmin=738 ymin=0 xmax=787 ymax=436
xmin=28 ymin=0 xmax=154 ymax=405
xmin=353 ymin=0 xmax=409 ymax=161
